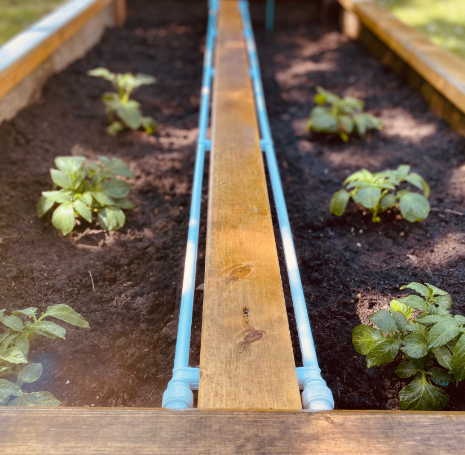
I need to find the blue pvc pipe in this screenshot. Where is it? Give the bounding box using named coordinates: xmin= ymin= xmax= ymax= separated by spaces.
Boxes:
xmin=162 ymin=0 xmax=218 ymax=410
xmin=239 ymin=0 xmax=334 ymax=411
xmin=265 ymin=0 xmax=275 ymax=32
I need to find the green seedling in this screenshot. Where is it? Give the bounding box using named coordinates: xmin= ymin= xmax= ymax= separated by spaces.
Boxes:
xmin=0 ymin=304 xmax=89 ymax=375
xmin=330 ymin=165 xmax=430 ymax=222
xmin=0 ymin=304 xmax=89 ymax=407
xmin=37 ymin=155 xmax=136 ymax=236
xmin=0 ymin=363 xmax=61 ymax=407
xmin=307 ymin=87 xmax=382 ymax=141
xmin=353 ymin=283 xmax=465 ymax=411
xmin=88 ymin=67 xmax=157 ymax=135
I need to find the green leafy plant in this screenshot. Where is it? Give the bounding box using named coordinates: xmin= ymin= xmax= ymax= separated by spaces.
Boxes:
xmin=307 ymin=87 xmax=382 ymax=141
xmin=37 ymin=155 xmax=136 ymax=236
xmin=353 ymin=283 xmax=465 ymax=410
xmin=0 ymin=304 xmax=89 ymax=406
xmin=88 ymin=67 xmax=157 ymax=135
xmin=330 ymin=165 xmax=430 ymax=222
xmin=0 ymin=364 xmax=61 ymax=407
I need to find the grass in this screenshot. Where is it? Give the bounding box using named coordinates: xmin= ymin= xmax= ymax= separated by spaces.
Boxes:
xmin=0 ymin=0 xmax=66 ymax=46
xmin=377 ymin=0 xmax=465 ymax=61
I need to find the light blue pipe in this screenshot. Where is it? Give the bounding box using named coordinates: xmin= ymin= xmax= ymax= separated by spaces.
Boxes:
xmin=265 ymin=0 xmax=275 ymax=32
xmin=162 ymin=0 xmax=218 ymax=410
xmin=239 ymin=0 xmax=334 ymax=411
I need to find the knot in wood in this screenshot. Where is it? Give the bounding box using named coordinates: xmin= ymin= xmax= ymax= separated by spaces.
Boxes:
xmin=243 ymin=330 xmax=263 ymax=343
xmin=227 ymin=265 xmax=251 ymax=281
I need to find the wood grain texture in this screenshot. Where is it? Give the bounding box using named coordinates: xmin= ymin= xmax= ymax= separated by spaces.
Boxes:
xmin=1 ymin=408 xmax=465 ymax=454
xmin=0 ymin=0 xmax=115 ymax=101
xmin=113 ymin=0 xmax=127 ymax=27
xmin=198 ymin=0 xmax=301 ymax=410
xmin=340 ymin=0 xmax=465 ymax=114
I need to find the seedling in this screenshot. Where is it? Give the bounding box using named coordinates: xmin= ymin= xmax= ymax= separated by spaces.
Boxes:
xmin=307 ymin=87 xmax=382 ymax=141
xmin=0 ymin=304 xmax=89 ymax=406
xmin=88 ymin=68 xmax=157 ymax=135
xmin=37 ymin=155 xmax=136 ymax=236
xmin=353 ymin=283 xmax=465 ymax=410
xmin=0 ymin=364 xmax=61 ymax=406
xmin=330 ymin=165 xmax=430 ymax=222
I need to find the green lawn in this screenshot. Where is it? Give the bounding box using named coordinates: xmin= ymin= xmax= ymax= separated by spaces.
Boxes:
xmin=377 ymin=0 xmax=465 ymax=61
xmin=0 ymin=0 xmax=67 ymax=46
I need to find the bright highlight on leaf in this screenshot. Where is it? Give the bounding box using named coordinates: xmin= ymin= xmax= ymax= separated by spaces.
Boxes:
xmin=37 ymin=155 xmax=136 ymax=236
xmin=308 ymin=87 xmax=382 ymax=141
xmin=88 ymin=68 xmax=157 ymax=135
xmin=329 ymin=165 xmax=430 ymax=223
xmin=352 ymin=282 xmax=465 ymax=411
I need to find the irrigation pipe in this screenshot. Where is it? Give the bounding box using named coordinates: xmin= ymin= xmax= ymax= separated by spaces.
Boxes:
xmin=239 ymin=0 xmax=334 ymax=411
xmin=162 ymin=0 xmax=218 ymax=409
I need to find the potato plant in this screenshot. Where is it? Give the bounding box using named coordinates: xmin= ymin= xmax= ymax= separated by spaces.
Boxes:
xmin=37 ymin=155 xmax=136 ymax=236
xmin=88 ymin=68 xmax=157 ymax=135
xmin=353 ymin=283 xmax=465 ymax=411
xmin=0 ymin=304 xmax=89 ymax=406
xmin=308 ymin=87 xmax=382 ymax=141
xmin=330 ymin=165 xmax=430 ymax=222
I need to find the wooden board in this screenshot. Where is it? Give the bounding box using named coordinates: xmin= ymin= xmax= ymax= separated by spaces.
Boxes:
xmin=339 ymin=0 xmax=465 ymax=115
xmin=0 ymin=0 xmax=119 ymax=101
xmin=1 ymin=408 xmax=465 ymax=454
xmin=198 ymin=0 xmax=301 ymax=411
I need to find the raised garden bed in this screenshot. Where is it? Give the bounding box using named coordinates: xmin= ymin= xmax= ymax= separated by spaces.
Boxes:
xmin=0 ymin=0 xmax=464 ymax=412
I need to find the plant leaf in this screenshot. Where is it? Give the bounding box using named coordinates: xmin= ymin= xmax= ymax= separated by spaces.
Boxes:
xmin=370 ymin=310 xmax=398 ymax=335
xmin=398 ymin=192 xmax=430 ymax=222
xmin=51 ymin=203 xmax=75 ymax=236
xmin=1 ymin=315 xmax=24 ymax=331
xmin=17 ymin=363 xmax=43 ymax=388
xmin=401 ymin=333 xmax=428 ymax=358
xmin=366 ymin=338 xmax=401 ymax=368
xmin=92 ymin=192 xmax=115 ymax=207
xmin=0 ymin=347 xmax=28 ymax=364
xmin=428 ymin=319 xmax=460 ymax=349
xmin=355 ymin=186 xmax=381 ymax=209
xmin=114 ymin=198 xmax=136 ymax=210
xmin=435 ymin=294 xmax=453 ymax=309
xmin=37 ymin=195 xmax=55 ymax=218
xmin=390 ymin=300 xmax=413 ymax=319
xmin=433 ymin=346 xmax=452 ymax=370
xmin=106 ymin=179 xmax=132 ymax=199
xmin=0 ymin=379 xmax=21 ymax=398
xmin=395 ymin=361 xmax=417 ymax=378
xmin=404 ymin=172 xmax=430 ymax=198
xmin=399 ymin=378 xmax=449 ymax=411
xmin=451 ymin=334 xmax=465 ymax=381
xmin=12 ymin=307 xmax=38 ymax=318
xmin=401 ymin=282 xmax=429 ymax=297
xmin=22 ymin=391 xmax=62 ymax=407
xmin=44 ymin=304 xmax=89 ymax=328
xmin=42 ymin=191 xmax=72 ymax=204
xmin=391 ymin=311 xmax=409 ymax=334
xmin=117 ymin=102 xmax=142 ymax=130
xmin=430 ymin=367 xmax=453 ymax=387
xmin=50 ymin=169 xmax=73 ymax=189
xmin=98 ymin=207 xmax=126 ymax=232
xmin=14 ymin=335 xmax=30 ymax=357
xmin=425 ymin=283 xmax=448 ymax=296
xmin=107 ymin=121 xmax=125 ymax=136
xmin=380 ymin=193 xmax=396 ymax=212
xmin=73 ymin=200 xmax=93 ymax=223
xmin=398 ymin=295 xmax=428 ymax=311
xmin=329 ymin=190 xmax=350 ymax=217
xmin=416 ymin=315 xmax=448 ymax=324
xmin=352 ymin=325 xmax=384 ymax=355
xmin=34 ymin=321 xmax=66 ymax=340
xmin=55 ymin=156 xmax=86 ymax=175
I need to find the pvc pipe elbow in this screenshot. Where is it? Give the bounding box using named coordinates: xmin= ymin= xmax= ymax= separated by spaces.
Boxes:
xmin=301 ymin=377 xmax=334 ymax=411
xmin=162 ymin=378 xmax=194 ymax=410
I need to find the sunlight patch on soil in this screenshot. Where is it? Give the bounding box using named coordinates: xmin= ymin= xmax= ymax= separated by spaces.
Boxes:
xmin=379 ymin=108 xmax=437 ymax=142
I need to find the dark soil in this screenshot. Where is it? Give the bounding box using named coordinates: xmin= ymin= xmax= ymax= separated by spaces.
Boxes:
xmin=0 ymin=0 xmax=464 ymax=410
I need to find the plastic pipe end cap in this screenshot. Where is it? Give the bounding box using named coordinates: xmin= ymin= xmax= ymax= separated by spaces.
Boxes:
xmin=301 ymin=381 xmax=335 ymax=411
xmin=162 ymin=380 xmax=194 ymax=410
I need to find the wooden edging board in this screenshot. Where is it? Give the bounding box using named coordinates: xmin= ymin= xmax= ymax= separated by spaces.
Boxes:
xmin=0 ymin=0 xmax=126 ymax=123
xmin=198 ymin=0 xmax=301 ymax=411
xmin=1 ymin=408 xmax=465 ymax=454
xmin=336 ymin=0 xmax=465 ymax=135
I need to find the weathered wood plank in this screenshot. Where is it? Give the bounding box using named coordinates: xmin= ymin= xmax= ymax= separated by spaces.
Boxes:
xmin=0 ymin=0 xmax=119 ymax=101
xmin=198 ymin=0 xmax=301 ymax=411
xmin=1 ymin=408 xmax=465 ymax=454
